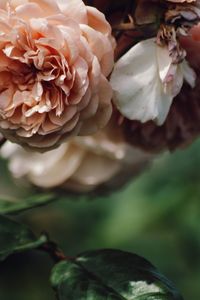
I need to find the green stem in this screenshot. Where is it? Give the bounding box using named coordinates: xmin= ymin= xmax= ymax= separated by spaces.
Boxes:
xmin=14 ymin=234 xmax=48 ymax=254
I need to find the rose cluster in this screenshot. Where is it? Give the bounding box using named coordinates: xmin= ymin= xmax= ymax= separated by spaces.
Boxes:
xmin=1 ymin=0 xmax=200 ymax=192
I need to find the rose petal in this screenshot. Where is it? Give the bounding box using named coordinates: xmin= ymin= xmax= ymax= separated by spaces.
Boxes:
xmin=111 ymin=38 xmax=195 ymax=125
xmin=56 ymin=0 xmax=87 ymax=23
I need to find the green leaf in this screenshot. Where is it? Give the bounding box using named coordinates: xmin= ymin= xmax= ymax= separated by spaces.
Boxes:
xmin=0 ymin=215 xmax=47 ymax=261
xmin=0 ymin=193 xmax=56 ymax=215
xmin=51 ymin=249 xmax=183 ymax=300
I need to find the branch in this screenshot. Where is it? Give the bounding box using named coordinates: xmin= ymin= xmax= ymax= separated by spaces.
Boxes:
xmin=40 ymin=238 xmax=74 ymax=263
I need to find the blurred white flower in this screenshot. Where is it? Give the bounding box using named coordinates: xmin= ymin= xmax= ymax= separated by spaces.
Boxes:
xmin=1 ymin=123 xmax=153 ymax=193
xmin=110 ymin=38 xmax=196 ymax=125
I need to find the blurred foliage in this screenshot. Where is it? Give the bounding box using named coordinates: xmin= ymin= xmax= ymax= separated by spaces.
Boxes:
xmin=0 ymin=215 xmax=47 ymax=261
xmin=0 ymin=139 xmax=200 ymax=300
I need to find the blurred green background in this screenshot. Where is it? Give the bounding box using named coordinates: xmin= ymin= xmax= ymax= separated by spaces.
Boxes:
xmin=0 ymin=139 xmax=200 ymax=300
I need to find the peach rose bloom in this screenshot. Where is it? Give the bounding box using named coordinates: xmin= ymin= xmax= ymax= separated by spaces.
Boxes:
xmin=1 ymin=120 xmax=153 ymax=193
xmin=0 ymin=0 xmax=115 ymax=151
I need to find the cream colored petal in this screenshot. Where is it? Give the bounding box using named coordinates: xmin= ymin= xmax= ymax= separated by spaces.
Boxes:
xmin=156 ymin=45 xmax=173 ymax=83
xmin=28 ymin=144 xmax=85 ymax=187
xmin=75 ymin=133 xmax=125 ymax=160
xmin=1 ymin=145 xmax=32 ymax=178
xmin=110 ymin=38 xmax=175 ymax=125
xmin=1 ymin=140 xmax=68 ymax=178
xmin=181 ymin=59 xmax=196 ymax=88
xmin=168 ymin=64 xmax=184 ymax=97
xmin=1 ymin=141 xmax=21 ymax=160
xmin=71 ymin=152 xmax=120 ymax=186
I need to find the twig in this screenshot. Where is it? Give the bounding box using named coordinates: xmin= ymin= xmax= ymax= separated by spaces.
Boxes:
xmin=113 ymin=14 xmax=135 ymax=31
xmin=40 ymin=238 xmax=74 ymax=263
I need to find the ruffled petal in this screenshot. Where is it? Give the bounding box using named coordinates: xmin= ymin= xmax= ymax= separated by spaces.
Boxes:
xmin=0 ymin=0 xmax=114 ymax=151
xmin=56 ymin=0 xmax=87 ymax=23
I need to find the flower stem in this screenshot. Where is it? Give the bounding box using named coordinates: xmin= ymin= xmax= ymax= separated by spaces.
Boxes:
xmin=40 ymin=239 xmax=74 ymax=263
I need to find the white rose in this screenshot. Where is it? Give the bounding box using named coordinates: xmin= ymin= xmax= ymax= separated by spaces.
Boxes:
xmin=110 ymin=38 xmax=196 ymax=126
xmin=1 ymin=122 xmax=153 ymax=192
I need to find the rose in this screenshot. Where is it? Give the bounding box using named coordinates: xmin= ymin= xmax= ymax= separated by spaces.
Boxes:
xmin=122 ymin=23 xmax=200 ymax=153
xmin=1 ymin=117 xmax=153 ymax=192
xmin=111 ymin=0 xmax=200 ymax=127
xmin=0 ymin=0 xmax=115 ymax=151
xmin=108 ymin=0 xmax=200 ymax=152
